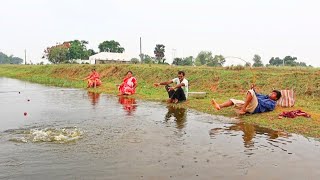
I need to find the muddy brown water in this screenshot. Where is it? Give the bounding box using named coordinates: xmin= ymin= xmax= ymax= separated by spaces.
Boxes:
xmin=0 ymin=77 xmax=319 ymax=180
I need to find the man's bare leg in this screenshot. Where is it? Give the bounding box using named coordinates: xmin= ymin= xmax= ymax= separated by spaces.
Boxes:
xmin=238 ymin=92 xmax=253 ymax=114
xmin=211 ymin=99 xmax=234 ymax=110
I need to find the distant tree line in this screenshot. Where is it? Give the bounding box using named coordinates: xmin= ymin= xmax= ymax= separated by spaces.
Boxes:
xmin=42 ymin=39 xmax=311 ymax=67
xmin=252 ymin=54 xmax=309 ymax=67
xmin=268 ymin=56 xmax=308 ymax=67
xmin=0 ymin=52 xmax=23 ymax=64
xmin=141 ymin=50 xmax=310 ymax=67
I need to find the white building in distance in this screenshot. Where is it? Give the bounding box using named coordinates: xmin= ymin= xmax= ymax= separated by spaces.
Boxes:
xmin=89 ymin=52 xmax=131 ymax=64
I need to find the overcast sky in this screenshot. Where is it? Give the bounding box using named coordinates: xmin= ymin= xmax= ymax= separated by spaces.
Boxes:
xmin=1 ymin=0 xmax=319 ymax=66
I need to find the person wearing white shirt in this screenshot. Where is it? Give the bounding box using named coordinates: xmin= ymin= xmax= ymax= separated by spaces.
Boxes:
xmin=153 ymin=71 xmax=188 ymax=103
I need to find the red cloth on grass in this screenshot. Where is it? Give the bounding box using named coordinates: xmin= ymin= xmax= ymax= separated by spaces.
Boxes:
xmin=278 ymin=110 xmax=311 ymax=118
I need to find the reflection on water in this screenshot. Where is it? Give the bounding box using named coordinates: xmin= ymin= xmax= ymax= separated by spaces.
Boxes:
xmin=118 ymin=96 xmax=137 ymax=115
xmin=164 ymin=105 xmax=187 ymax=129
xmin=210 ymin=122 xmax=289 ymax=148
xmin=87 ymin=91 xmax=100 ymax=106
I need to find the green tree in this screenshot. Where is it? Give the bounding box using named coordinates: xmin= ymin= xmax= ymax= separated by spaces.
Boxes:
xmin=47 ymin=46 xmax=68 ymax=64
xmin=0 ymin=52 xmax=9 ymax=64
xmin=212 ymin=55 xmax=225 ymax=66
xmin=130 ymin=58 xmax=140 ymax=64
xmin=283 ymin=56 xmax=298 ymax=66
xmin=98 ymin=40 xmax=125 ymax=53
xmin=0 ymin=52 xmax=23 ymax=64
xmin=172 ymin=56 xmax=194 ymax=66
xmin=206 ymin=55 xmax=217 ymax=66
xmin=269 ymin=56 xmax=308 ymax=66
xmin=154 ymin=44 xmax=166 ymax=64
xmin=10 ymin=56 xmax=23 ymax=64
xmin=297 ymin=62 xmax=307 ymax=67
xmin=172 ymin=57 xmax=183 ymax=65
xmin=87 ymin=49 xmax=97 ymax=56
xmin=141 ymin=54 xmax=154 ymax=64
xmin=269 ymin=57 xmax=283 ymax=66
xmin=195 ymin=52 xmax=224 ymax=66
xmin=66 ymin=40 xmax=91 ymax=60
xmin=182 ymin=56 xmax=194 ymax=66
xmin=252 ymin=54 xmax=263 ymax=67
xmin=43 ymin=41 xmax=95 ymax=63
xmin=195 ymin=51 xmax=213 ymax=66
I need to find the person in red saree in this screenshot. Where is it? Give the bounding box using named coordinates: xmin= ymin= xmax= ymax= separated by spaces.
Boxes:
xmin=118 ymin=71 xmax=137 ymax=95
xmin=84 ymin=69 xmax=102 ymax=88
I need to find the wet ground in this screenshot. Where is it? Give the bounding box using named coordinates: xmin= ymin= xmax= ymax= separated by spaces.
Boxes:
xmin=0 ymin=77 xmax=319 ymax=180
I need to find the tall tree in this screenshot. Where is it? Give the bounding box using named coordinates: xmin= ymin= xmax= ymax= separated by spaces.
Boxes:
xmin=212 ymin=55 xmax=225 ymax=66
xmin=269 ymin=57 xmax=283 ymax=66
xmin=252 ymin=54 xmax=263 ymax=67
xmin=46 ymin=46 xmax=68 ymax=64
xmin=67 ymin=40 xmax=91 ymax=60
xmin=195 ymin=52 xmax=225 ymax=67
xmin=195 ymin=51 xmax=213 ymax=66
xmin=154 ymin=44 xmax=166 ymax=64
xmin=283 ymin=56 xmax=298 ymax=66
xmin=0 ymin=52 xmax=23 ymax=64
xmin=98 ymin=40 xmax=125 ymax=53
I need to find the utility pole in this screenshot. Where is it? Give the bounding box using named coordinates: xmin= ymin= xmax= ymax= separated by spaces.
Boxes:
xmin=24 ymin=49 xmax=27 ymax=65
xmin=139 ymin=37 xmax=143 ymax=62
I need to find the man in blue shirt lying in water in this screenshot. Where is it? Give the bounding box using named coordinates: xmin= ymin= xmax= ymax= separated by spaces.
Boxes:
xmin=211 ymin=85 xmax=282 ymax=115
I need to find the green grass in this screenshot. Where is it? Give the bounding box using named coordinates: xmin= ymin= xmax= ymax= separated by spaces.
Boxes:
xmin=1 ymin=64 xmax=320 ymax=138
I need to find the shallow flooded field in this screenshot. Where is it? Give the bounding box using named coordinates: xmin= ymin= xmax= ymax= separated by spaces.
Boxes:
xmin=0 ymin=77 xmax=319 ymax=180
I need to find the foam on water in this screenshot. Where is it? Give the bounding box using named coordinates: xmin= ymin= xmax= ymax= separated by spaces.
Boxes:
xmin=6 ymin=127 xmax=83 ymax=143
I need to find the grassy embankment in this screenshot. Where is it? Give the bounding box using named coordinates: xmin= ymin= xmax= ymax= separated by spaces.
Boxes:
xmin=0 ymin=64 xmax=319 ymax=138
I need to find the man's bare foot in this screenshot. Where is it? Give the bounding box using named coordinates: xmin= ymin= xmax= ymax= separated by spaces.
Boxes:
xmin=211 ymin=99 xmax=221 ymax=110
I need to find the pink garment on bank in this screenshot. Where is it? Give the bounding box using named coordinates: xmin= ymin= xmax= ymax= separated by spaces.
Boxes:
xmin=278 ymin=110 xmax=311 ymax=118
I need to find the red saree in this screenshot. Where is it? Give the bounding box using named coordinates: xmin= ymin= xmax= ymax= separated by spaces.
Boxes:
xmin=87 ymin=72 xmax=102 ymax=88
xmin=118 ymin=77 xmax=137 ymax=95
